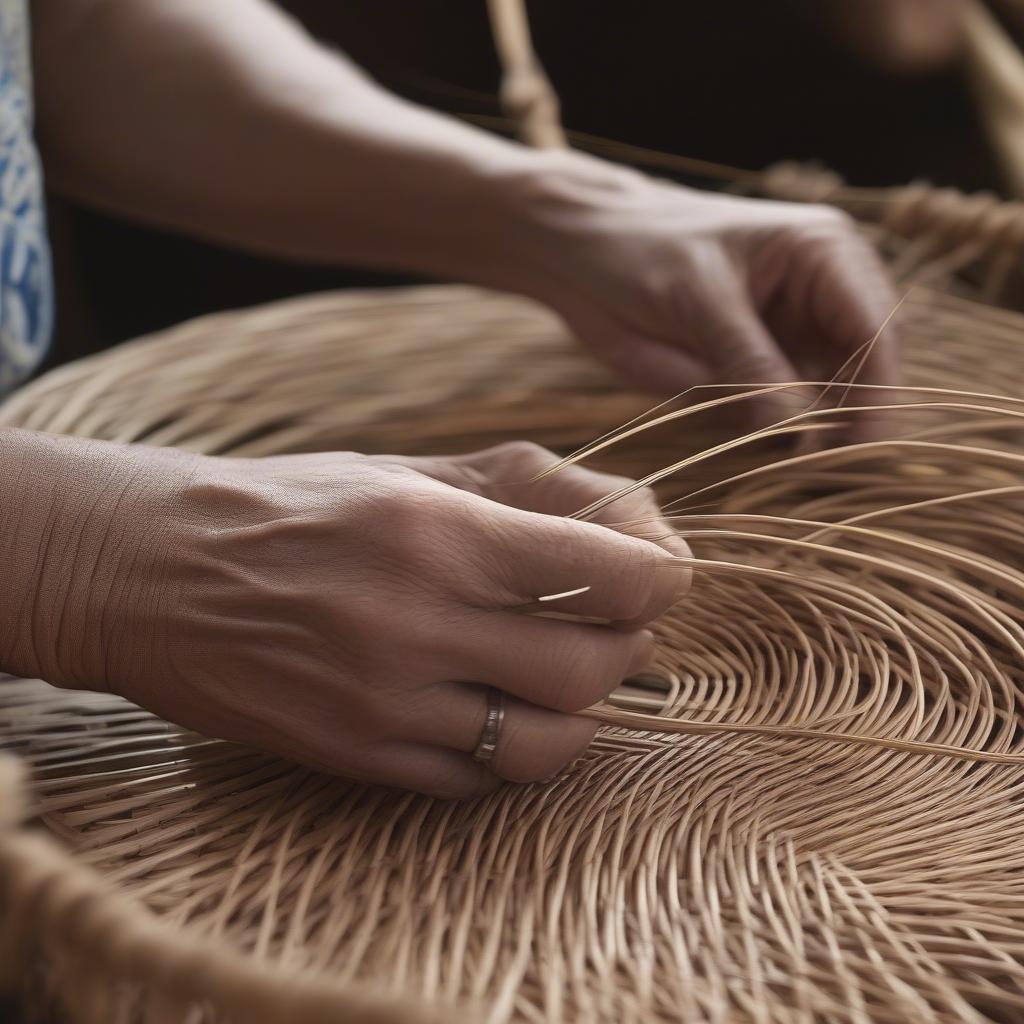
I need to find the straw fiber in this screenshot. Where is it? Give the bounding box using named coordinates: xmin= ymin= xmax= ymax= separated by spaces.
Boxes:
xmin=4 ymin=239 xmax=1024 ymax=1023
xmin=8 ymin=4 xmax=1024 ymax=1022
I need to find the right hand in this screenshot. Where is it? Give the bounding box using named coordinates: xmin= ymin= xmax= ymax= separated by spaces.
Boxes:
xmin=10 ymin=434 xmax=689 ymax=797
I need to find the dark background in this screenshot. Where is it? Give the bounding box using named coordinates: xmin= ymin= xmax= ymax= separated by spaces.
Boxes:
xmin=47 ymin=1 xmax=999 ymax=365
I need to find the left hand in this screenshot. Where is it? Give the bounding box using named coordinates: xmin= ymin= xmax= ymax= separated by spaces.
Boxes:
xmin=501 ymin=151 xmax=901 ymax=435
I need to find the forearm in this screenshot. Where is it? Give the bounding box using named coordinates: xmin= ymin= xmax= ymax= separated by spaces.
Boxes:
xmin=32 ymin=0 xmax=567 ymax=292
xmin=0 ymin=429 xmax=192 ymax=688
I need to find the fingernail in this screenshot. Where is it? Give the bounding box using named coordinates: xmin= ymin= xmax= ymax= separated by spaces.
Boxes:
xmin=629 ymin=631 xmax=656 ymax=674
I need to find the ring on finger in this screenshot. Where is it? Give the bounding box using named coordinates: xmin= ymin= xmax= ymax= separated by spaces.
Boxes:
xmin=472 ymin=688 xmax=506 ymax=764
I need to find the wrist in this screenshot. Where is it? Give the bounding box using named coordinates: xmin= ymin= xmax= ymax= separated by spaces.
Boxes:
xmin=472 ymin=147 xmax=647 ymax=303
xmin=0 ymin=430 xmax=199 ymax=691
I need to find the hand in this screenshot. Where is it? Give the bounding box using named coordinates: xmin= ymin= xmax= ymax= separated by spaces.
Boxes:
xmin=502 ymin=151 xmax=901 ymax=436
xmin=5 ymin=432 xmax=689 ymax=797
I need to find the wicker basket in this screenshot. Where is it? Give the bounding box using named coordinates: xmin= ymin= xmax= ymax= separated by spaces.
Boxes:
xmin=3 ymin=165 xmax=1024 ymax=1023
xmin=8 ymin=0 xmax=1024 ymax=1017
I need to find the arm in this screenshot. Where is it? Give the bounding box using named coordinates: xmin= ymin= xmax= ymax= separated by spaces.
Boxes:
xmin=32 ymin=0 xmax=542 ymax=288
xmin=0 ymin=428 xmax=196 ymax=688
xmin=33 ymin=0 xmax=900 ymax=427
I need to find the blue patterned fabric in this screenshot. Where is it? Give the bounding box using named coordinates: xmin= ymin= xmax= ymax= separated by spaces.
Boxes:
xmin=0 ymin=1 xmax=53 ymax=395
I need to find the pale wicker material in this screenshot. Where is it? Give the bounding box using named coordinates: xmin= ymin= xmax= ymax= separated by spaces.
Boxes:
xmin=485 ymin=0 xmax=565 ymax=149
xmin=0 ymin=288 xmax=645 ymax=460
xmin=0 ymin=754 xmax=436 ymax=1024
xmin=9 ymin=4 xmax=1024 ymax=1020
xmin=965 ymin=0 xmax=1024 ymax=199
xmin=4 ymin=276 xmax=1024 ymax=1023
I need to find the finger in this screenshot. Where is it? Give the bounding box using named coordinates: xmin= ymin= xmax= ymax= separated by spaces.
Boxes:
xmin=694 ymin=290 xmax=804 ymax=429
xmin=568 ymin=473 xmax=693 ymax=561
xmin=810 ymin=234 xmax=903 ymax=441
xmin=798 ymin=235 xmax=905 ymax=444
xmin=455 ymin=442 xmax=691 ymax=559
xmin=590 ymin=329 xmax=715 ymax=398
xmin=452 ymin=613 xmax=654 ymax=711
xmin=812 ymin=232 xmax=902 ymax=389
xmin=419 ymin=683 xmax=598 ymax=784
xmin=475 ymin=503 xmax=688 ymax=623
xmin=304 ymin=739 xmax=501 ymax=800
xmin=551 ymin=299 xmax=716 ymax=398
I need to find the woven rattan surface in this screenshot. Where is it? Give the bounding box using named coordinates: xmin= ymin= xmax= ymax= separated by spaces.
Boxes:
xmin=10 ymin=1 xmax=1024 ymax=1018
xmin=5 ymin=268 xmax=1024 ymax=1022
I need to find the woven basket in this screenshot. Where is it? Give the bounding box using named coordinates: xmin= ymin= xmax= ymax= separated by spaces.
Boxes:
xmin=4 ymin=168 xmax=1024 ymax=1023
xmin=9 ymin=1 xmax=1024 ymax=1018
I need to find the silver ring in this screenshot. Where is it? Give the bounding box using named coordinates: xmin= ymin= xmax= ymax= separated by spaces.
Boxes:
xmin=472 ymin=688 xmax=505 ymax=763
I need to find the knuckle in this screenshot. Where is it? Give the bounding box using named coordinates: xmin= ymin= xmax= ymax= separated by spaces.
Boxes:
xmin=417 ymin=456 xmax=487 ymax=496
xmin=501 ymin=439 xmax=550 ymax=459
xmin=489 ymin=438 xmax=561 ymax=473
xmin=681 ymin=237 xmax=729 ymax=278
xmin=495 ymin=438 xmax=552 ymax=458
xmin=491 ymin=440 xmax=557 ymax=473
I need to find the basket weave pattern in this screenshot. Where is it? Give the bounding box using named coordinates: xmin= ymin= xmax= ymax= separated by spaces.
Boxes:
xmin=5 ymin=273 xmax=1024 ymax=1021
